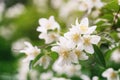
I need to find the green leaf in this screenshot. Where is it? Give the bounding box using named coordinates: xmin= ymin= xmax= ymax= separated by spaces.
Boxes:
xmin=29 ymin=60 xmax=33 ymax=70
xmin=49 ymin=52 xmax=58 ymax=61
xmin=29 ymin=53 xmax=44 ymax=69
xmin=103 ymin=0 xmax=119 ymax=12
xmin=93 ymin=45 xmax=106 ymax=68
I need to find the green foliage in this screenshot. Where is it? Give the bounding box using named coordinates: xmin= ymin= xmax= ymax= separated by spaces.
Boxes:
xmin=0 ymin=0 xmax=120 ymax=80
xmin=93 ymin=45 xmax=106 ymax=68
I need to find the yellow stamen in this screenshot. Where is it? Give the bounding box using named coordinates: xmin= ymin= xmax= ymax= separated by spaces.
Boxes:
xmin=72 ymin=33 xmax=80 ymax=42
xmin=110 ymin=72 xmax=117 ymax=78
xmin=75 ymin=50 xmax=81 ymax=57
xmin=46 ymin=22 xmax=51 ymax=29
xmin=80 ymin=26 xmax=88 ymax=32
xmin=84 ymin=37 xmax=91 ymax=45
xmin=61 ymin=50 xmax=69 ymax=59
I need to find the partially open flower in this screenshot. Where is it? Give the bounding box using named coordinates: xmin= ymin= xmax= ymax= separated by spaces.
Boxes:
xmin=83 ymin=35 xmax=101 ymax=54
xmin=37 ymin=16 xmax=60 ymax=33
xmin=75 ymin=18 xmax=96 ymax=34
xmin=102 ymin=68 xmax=119 ymax=80
xmin=20 ymin=41 xmax=41 ymax=62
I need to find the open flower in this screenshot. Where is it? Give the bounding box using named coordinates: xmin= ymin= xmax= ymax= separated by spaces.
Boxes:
xmin=64 ymin=26 xmax=83 ymax=46
xmin=75 ymin=17 xmax=96 ymax=34
xmin=111 ymin=48 xmax=120 ymax=63
xmin=83 ymin=35 xmax=101 ymax=54
xmin=20 ymin=41 xmax=41 ymax=62
xmin=102 ymin=68 xmax=119 ymax=80
xmin=51 ymin=37 xmax=78 ymax=65
xmin=37 ymin=16 xmax=60 ymax=33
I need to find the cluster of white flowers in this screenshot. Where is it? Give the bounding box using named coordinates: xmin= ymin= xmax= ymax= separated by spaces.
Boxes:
xmin=52 ymin=17 xmax=101 ymax=65
xmin=51 ymin=0 xmax=104 ymax=19
xmin=20 ymin=16 xmax=101 ymax=79
xmin=52 ymin=59 xmax=81 ymax=77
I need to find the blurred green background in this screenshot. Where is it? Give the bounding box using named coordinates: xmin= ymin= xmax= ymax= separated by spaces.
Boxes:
xmin=0 ymin=0 xmax=120 ymax=80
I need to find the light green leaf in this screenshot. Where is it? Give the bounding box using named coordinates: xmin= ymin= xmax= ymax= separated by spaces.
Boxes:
xmin=29 ymin=53 xmax=43 ymax=69
xmin=103 ymin=0 xmax=119 ymax=12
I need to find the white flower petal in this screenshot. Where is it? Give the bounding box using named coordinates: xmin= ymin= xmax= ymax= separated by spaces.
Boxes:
xmin=77 ymin=43 xmax=84 ymax=51
xmin=79 ymin=52 xmax=88 ymax=60
xmin=51 ymin=46 xmax=60 ymax=53
xmin=24 ymin=41 xmax=33 ymax=48
xmin=37 ymin=26 xmax=47 ymax=33
xmin=87 ymin=26 xmax=96 ymax=34
xmin=39 ymin=18 xmax=48 ymax=26
xmin=102 ymin=68 xmax=113 ymax=77
xmin=49 ymin=16 xmax=54 ymax=22
xmin=84 ymin=44 xmax=94 ymax=54
xmin=90 ymin=35 xmax=101 ymax=44
xmin=80 ymin=17 xmax=89 ymax=27
xmin=75 ymin=18 xmax=79 ymax=25
xmin=39 ymin=32 xmax=47 ymax=39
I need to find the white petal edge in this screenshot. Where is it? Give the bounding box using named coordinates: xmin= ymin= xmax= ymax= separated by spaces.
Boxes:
xmin=90 ymin=35 xmax=101 ymax=44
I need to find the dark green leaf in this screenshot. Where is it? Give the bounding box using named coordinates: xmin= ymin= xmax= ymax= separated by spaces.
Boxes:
xmin=93 ymin=45 xmax=106 ymax=68
xmin=29 ymin=60 xmax=33 ymax=70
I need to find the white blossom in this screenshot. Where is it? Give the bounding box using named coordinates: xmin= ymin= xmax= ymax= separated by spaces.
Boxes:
xmin=53 ymin=61 xmax=81 ymax=77
xmin=83 ymin=35 xmax=101 ymax=54
xmin=29 ymin=70 xmax=39 ymax=80
xmin=91 ymin=9 xmax=101 ymax=18
xmin=75 ymin=17 xmax=97 ymax=34
xmin=64 ymin=26 xmax=83 ymax=46
xmin=17 ymin=59 xmax=29 ymax=80
xmin=11 ymin=38 xmax=30 ymax=55
xmin=92 ymin=76 xmax=99 ymax=80
xmin=80 ymin=74 xmax=90 ymax=80
xmin=20 ymin=41 xmax=41 ymax=62
xmin=102 ymin=68 xmax=119 ymax=80
xmin=37 ymin=16 xmax=60 ymax=33
xmin=111 ymin=48 xmax=120 ymax=63
xmin=40 ymin=71 xmax=53 ymax=80
xmin=64 ymin=64 xmax=81 ymax=77
xmin=52 ymin=59 xmax=66 ymax=75
xmin=51 ymin=37 xmax=78 ymax=65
